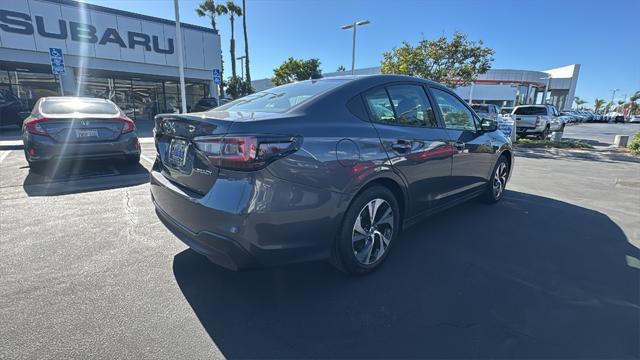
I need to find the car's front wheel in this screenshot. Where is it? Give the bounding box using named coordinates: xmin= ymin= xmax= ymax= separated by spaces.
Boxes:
xmin=480 ymin=155 xmax=510 ymax=204
xmin=331 ymin=185 xmax=400 ymax=275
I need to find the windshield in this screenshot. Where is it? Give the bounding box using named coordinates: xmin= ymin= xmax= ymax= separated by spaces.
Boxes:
xmin=41 ymin=98 xmax=119 ymax=115
xmin=471 ymin=105 xmax=490 ymax=113
xmin=514 ymin=106 xmax=547 ymax=115
xmin=215 ymin=79 xmax=348 ymax=113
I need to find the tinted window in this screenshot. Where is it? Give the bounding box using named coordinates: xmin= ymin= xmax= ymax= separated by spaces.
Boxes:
xmin=363 ymin=87 xmax=395 ymax=124
xmin=514 ymin=106 xmax=547 ymax=115
xmin=431 ymin=88 xmax=476 ymax=131
xmin=216 ymin=79 xmax=348 ymax=113
xmin=41 ymin=98 xmax=119 ymax=115
xmin=471 ymin=104 xmax=490 ymax=113
xmin=386 ymin=85 xmax=438 ymax=127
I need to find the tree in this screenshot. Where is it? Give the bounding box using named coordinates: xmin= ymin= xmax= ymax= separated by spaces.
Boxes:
xmin=241 ymin=0 xmax=252 ymax=93
xmin=336 ymin=65 xmax=346 ymax=72
xmin=272 ymin=57 xmax=322 ymax=86
xmin=574 ymin=96 xmax=587 ymax=110
xmin=196 ymin=0 xmax=228 ymax=96
xmin=225 ymin=1 xmax=242 ymax=79
xmin=593 ymin=98 xmax=606 ymax=113
xmin=604 ymin=101 xmax=613 ymax=114
xmin=380 ymin=32 xmax=494 ymax=88
xmin=630 ymin=90 xmax=640 ymax=115
xmin=225 ymin=75 xmax=251 ymax=99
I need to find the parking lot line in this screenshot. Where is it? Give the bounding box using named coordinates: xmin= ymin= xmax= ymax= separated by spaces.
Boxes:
xmin=0 ymin=150 xmax=11 ymax=163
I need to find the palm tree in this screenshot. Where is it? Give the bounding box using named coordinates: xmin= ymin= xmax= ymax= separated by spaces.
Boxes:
xmin=196 ymin=0 xmax=228 ymax=95
xmin=574 ymin=96 xmax=587 ymax=110
xmin=593 ymin=98 xmax=606 ymax=113
xmin=241 ymin=0 xmax=251 ymax=92
xmin=225 ymin=1 xmax=242 ymax=79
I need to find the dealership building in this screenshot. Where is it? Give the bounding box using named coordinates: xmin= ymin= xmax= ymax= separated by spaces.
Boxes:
xmin=253 ymin=64 xmax=581 ymax=111
xmin=0 ymin=0 xmax=221 ymax=121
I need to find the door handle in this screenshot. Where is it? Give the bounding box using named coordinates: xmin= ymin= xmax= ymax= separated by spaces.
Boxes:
xmin=391 ymin=140 xmax=412 ymax=153
xmin=453 ymin=141 xmax=465 ymax=151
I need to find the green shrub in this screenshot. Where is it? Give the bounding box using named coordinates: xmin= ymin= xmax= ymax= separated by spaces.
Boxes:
xmin=629 ymin=132 xmax=640 ymax=155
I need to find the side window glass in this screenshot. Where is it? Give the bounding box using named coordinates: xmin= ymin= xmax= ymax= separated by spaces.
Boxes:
xmin=363 ymin=87 xmax=395 ymax=124
xmin=386 ymin=85 xmax=438 ymax=127
xmin=431 ymin=88 xmax=476 ymax=131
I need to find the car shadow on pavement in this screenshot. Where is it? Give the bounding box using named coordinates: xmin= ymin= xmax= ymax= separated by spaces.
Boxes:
xmin=22 ymin=159 xmax=149 ymax=196
xmin=172 ymin=190 xmax=639 ymax=359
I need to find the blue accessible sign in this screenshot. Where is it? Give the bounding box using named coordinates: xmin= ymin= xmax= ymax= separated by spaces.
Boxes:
xmin=49 ymin=48 xmax=66 ymax=75
xmin=212 ymin=69 xmax=221 ymax=84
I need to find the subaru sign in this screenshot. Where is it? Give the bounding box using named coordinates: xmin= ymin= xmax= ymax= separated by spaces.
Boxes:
xmin=48 ymin=47 xmax=65 ymax=75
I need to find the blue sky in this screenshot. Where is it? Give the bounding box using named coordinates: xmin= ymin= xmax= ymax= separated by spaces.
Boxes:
xmin=82 ymin=0 xmax=639 ymax=106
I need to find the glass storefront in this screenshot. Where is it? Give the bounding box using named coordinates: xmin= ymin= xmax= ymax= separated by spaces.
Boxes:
xmin=0 ymin=65 xmax=209 ymax=121
xmin=0 ymin=70 xmax=60 ymax=111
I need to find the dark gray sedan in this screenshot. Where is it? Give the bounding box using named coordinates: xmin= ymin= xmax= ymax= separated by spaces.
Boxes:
xmin=22 ymin=97 xmax=140 ymax=168
xmin=151 ymin=75 xmax=513 ymax=275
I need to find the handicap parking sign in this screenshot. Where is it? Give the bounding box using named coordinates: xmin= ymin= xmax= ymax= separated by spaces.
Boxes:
xmin=49 ymin=48 xmax=66 ymax=75
xmin=212 ymin=69 xmax=221 ymax=84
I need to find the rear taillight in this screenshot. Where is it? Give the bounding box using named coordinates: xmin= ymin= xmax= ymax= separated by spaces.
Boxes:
xmin=194 ymin=134 xmax=301 ymax=171
xmin=116 ymin=117 xmax=136 ymax=134
xmin=24 ymin=117 xmax=49 ymax=136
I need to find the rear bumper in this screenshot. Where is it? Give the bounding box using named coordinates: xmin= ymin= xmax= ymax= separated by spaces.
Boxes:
xmin=23 ymin=132 xmax=140 ymax=162
xmin=516 ymin=124 xmax=546 ymax=134
xmin=150 ymin=162 xmax=347 ymax=271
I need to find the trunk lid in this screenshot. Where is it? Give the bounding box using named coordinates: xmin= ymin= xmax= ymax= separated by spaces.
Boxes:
xmin=41 ymin=117 xmax=125 ymax=143
xmin=154 ymin=113 xmax=235 ymax=195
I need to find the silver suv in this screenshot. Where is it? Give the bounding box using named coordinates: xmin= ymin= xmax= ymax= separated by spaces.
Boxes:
xmin=513 ymin=105 xmax=563 ymax=139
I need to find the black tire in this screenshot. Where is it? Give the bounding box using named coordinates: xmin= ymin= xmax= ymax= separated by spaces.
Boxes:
xmin=480 ymin=155 xmax=510 ymax=204
xmin=331 ymin=185 xmax=400 ymax=275
xmin=538 ymin=126 xmax=550 ymax=140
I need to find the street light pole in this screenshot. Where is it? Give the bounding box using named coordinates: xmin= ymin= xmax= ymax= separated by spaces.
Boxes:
xmin=610 ymin=88 xmax=619 ymax=108
xmin=237 ymin=56 xmax=246 ymax=79
xmin=341 ymin=20 xmax=370 ymax=75
xmin=173 ymin=0 xmax=187 ymax=113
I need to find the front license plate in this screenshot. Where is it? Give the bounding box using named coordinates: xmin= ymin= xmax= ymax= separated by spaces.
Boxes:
xmin=169 ymin=140 xmax=188 ymax=165
xmin=75 ymin=129 xmax=99 ymax=138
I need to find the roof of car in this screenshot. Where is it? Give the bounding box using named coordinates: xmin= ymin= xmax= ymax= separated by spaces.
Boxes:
xmin=42 ymin=96 xmax=113 ymax=103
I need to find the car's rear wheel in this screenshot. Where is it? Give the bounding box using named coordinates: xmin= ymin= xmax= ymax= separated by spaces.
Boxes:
xmin=331 ymin=185 xmax=400 ymax=275
xmin=538 ymin=126 xmax=550 ymax=139
xmin=480 ymin=155 xmax=509 ymax=204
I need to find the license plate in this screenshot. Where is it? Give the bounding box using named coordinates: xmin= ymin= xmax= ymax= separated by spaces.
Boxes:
xmin=75 ymin=129 xmax=98 ymax=138
xmin=169 ymin=139 xmax=188 ymax=165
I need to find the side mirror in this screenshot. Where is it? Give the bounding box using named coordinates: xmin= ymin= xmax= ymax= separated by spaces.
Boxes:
xmin=480 ymin=118 xmax=497 ymax=132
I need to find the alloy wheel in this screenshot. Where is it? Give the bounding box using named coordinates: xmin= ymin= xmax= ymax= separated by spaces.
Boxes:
xmin=493 ymin=162 xmax=508 ymax=198
xmin=351 ymin=198 xmax=394 ymax=265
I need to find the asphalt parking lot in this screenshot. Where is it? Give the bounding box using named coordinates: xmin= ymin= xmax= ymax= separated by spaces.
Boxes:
xmin=1 ymin=125 xmax=639 ymax=359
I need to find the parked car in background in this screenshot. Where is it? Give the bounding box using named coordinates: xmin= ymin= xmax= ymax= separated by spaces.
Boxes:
xmin=513 ymin=104 xmax=563 ymax=139
xmin=22 ymin=97 xmax=140 ymax=169
xmin=500 ymin=106 xmax=514 ymax=118
xmin=0 ymin=89 xmax=30 ymax=127
xmin=191 ymin=97 xmax=219 ymax=112
xmin=471 ymin=104 xmax=500 ymax=121
xmin=151 ymin=75 xmax=513 ymax=274
xmin=629 ymin=115 xmax=640 ymax=123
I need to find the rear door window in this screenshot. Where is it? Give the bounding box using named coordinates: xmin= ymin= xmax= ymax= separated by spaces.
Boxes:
xmin=363 ymin=87 xmax=395 ymax=124
xmin=386 ymin=85 xmax=438 ymax=127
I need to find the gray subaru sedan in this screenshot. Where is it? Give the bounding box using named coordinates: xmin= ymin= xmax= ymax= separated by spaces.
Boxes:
xmin=22 ymin=97 xmax=140 ymax=168
xmin=151 ymin=75 xmax=513 ymax=274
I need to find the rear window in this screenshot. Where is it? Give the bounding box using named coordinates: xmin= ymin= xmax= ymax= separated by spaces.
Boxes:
xmin=42 ymin=98 xmax=119 ymax=115
xmin=215 ymin=79 xmax=348 ymax=113
xmin=514 ymin=106 xmax=547 ymax=115
xmin=471 ymin=105 xmax=490 ymax=113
